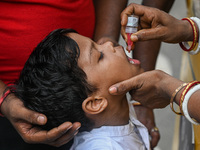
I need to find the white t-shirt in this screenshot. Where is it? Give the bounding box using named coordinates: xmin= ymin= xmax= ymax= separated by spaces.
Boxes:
xmin=70 ymin=100 xmax=150 ymax=150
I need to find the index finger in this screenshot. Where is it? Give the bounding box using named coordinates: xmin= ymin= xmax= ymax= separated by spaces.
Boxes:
xmin=45 ymin=122 xmax=81 ymax=147
xmin=121 ymin=3 xmax=152 ymax=43
xmin=109 ymin=75 xmax=143 ymax=95
xmin=121 ymin=3 xmax=136 ymax=40
xmin=121 ymin=3 xmax=148 ymax=26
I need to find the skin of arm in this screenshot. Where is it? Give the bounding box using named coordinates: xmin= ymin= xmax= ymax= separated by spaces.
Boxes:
xmin=110 ymin=3 xmax=200 ymax=131
xmin=93 ymin=0 xmax=128 ymax=45
xmin=93 ymin=1 xmax=160 ymax=147
xmin=134 ymin=0 xmax=175 ymax=71
xmin=0 ymin=0 xmax=127 ymax=146
xmin=109 ymin=70 xmax=200 ymax=122
xmin=109 ymin=70 xmax=184 ymax=108
xmin=132 ymin=71 xmax=200 ymax=123
xmin=121 ymin=3 xmax=194 ymax=44
xmin=187 ymin=90 xmax=200 ymax=122
xmin=131 ymin=1 xmax=175 ymax=147
xmin=0 ymin=80 xmax=81 ymax=147
xmin=175 ymin=84 xmax=200 ymax=123
xmin=0 ymin=1 xmax=126 ymax=145
xmin=120 ymin=2 xmax=195 ymax=147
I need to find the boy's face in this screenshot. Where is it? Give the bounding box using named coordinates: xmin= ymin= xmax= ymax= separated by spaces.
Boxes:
xmin=68 ymin=33 xmax=143 ymax=97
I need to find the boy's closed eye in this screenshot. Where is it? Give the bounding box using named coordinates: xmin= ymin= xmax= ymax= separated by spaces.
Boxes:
xmin=98 ymin=51 xmax=104 ymax=62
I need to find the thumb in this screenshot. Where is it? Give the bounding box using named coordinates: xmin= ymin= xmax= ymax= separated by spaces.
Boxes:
xmin=131 ymin=28 xmax=162 ymax=42
xmin=109 ymin=76 xmax=142 ymax=95
xmin=19 ymin=107 xmax=47 ymax=125
xmin=150 ymin=129 xmax=160 ymax=148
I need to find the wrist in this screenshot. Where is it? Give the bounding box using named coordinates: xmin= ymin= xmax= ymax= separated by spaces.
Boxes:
xmin=183 ymin=17 xmax=200 ymax=55
xmin=159 ymin=71 xmax=184 ymax=101
xmin=0 ymin=88 xmax=12 ymax=116
xmin=170 ymin=81 xmax=200 ymax=123
xmin=1 ymin=93 xmax=15 ymax=117
xmin=181 ymin=20 xmax=194 ymax=41
xmin=187 ymin=87 xmax=200 ymax=121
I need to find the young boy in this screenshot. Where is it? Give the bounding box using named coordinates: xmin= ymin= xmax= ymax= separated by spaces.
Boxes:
xmin=14 ymin=29 xmax=150 ymax=150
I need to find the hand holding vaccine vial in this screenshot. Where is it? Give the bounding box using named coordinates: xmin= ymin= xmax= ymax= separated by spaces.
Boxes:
xmin=125 ymin=15 xmax=138 ymax=52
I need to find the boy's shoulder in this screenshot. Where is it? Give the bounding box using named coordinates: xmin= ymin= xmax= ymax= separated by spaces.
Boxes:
xmin=71 ymin=133 xmax=124 ymax=150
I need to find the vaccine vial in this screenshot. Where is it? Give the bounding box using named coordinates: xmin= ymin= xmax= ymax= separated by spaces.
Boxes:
xmin=125 ymin=15 xmax=138 ymax=52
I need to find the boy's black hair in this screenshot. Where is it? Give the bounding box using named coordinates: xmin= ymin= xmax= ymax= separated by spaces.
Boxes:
xmin=14 ymin=29 xmax=96 ymax=131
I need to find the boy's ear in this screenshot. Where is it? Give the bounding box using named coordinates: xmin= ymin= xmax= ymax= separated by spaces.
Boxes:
xmin=82 ymin=96 xmax=108 ymax=115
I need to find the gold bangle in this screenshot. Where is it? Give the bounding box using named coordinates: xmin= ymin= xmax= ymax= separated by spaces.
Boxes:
xmin=170 ymin=83 xmax=187 ymax=115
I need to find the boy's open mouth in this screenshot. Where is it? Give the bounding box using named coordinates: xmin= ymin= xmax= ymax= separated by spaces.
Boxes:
xmin=127 ymin=56 xmax=140 ymax=65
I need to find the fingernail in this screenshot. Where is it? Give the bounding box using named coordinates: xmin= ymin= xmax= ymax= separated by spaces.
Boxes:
xmin=37 ymin=116 xmax=45 ymax=124
xmin=109 ymin=87 xmax=117 ymax=94
xmin=76 ymin=126 xmax=81 ymax=131
xmin=131 ymin=35 xmax=138 ymax=41
xmin=67 ymin=125 xmax=73 ymax=130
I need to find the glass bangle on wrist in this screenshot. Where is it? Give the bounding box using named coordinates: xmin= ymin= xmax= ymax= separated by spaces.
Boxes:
xmin=189 ymin=17 xmax=200 ymax=55
xmin=170 ymin=81 xmax=200 ymax=124
xmin=179 ymin=17 xmax=200 ymax=55
xmin=182 ymin=84 xmax=200 ymax=125
xmin=170 ymin=83 xmax=187 ymax=115
xmin=179 ymin=81 xmax=200 ymax=114
xmin=179 ymin=18 xmax=198 ymax=52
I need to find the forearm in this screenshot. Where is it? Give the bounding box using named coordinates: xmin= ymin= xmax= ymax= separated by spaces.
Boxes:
xmin=187 ymin=90 xmax=200 ymax=122
xmin=133 ymin=40 xmax=160 ymax=71
xmin=174 ymin=84 xmax=200 ymax=122
xmin=142 ymin=0 xmax=175 ymax=12
xmin=133 ymin=0 xmax=175 ymax=71
xmin=93 ymin=0 xmax=128 ymax=43
xmin=159 ymin=74 xmax=200 ymax=122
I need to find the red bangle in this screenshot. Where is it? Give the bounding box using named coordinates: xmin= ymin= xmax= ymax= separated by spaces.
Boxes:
xmin=179 ymin=18 xmax=198 ymax=51
xmin=0 ymin=89 xmax=11 ymax=116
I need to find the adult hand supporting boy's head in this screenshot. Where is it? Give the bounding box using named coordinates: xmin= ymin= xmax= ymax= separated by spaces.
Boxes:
xmin=109 ymin=70 xmax=171 ymax=109
xmin=109 ymin=71 xmax=166 ymax=148
xmin=1 ymin=93 xmax=81 ymax=147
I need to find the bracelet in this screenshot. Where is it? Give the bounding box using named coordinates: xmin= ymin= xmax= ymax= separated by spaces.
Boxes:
xmin=0 ymin=89 xmax=11 ymax=116
xmin=189 ymin=17 xmax=200 ymax=55
xmin=170 ymin=83 xmax=187 ymax=115
xmin=179 ymin=18 xmax=198 ymax=52
xmin=179 ymin=81 xmax=200 ymax=114
xmin=182 ymin=84 xmax=200 ymax=125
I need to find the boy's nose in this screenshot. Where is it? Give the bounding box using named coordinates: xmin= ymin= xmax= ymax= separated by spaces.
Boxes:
xmin=103 ymin=41 xmax=116 ymax=52
xmin=105 ymin=41 xmax=114 ymax=46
